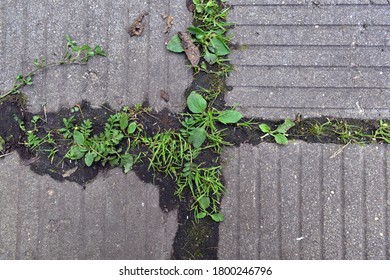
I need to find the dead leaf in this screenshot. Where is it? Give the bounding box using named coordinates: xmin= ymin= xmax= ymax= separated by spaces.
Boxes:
xmin=22 ymin=156 xmax=40 ymax=166
xmin=160 ymin=90 xmax=169 ymax=102
xmin=163 ymin=15 xmax=173 ymax=34
xmin=178 ymin=31 xmax=200 ymax=67
xmin=128 ymin=11 xmax=149 ymax=37
xmin=62 ymin=166 xmax=78 ymax=178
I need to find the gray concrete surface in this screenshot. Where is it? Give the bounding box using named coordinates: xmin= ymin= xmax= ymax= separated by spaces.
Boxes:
xmin=0 ymin=0 xmax=192 ymax=113
xmin=226 ymin=0 xmax=390 ymax=119
xmin=0 ymin=153 xmax=177 ymax=259
xmin=0 ymin=0 xmax=190 ymax=260
xmin=220 ymin=142 xmax=389 ymax=259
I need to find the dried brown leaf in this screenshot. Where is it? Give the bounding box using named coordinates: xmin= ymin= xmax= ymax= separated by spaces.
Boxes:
xmin=178 ymin=31 xmax=200 ymax=67
xmin=160 ymin=90 xmax=170 ymax=102
xmin=163 ymin=15 xmax=173 ymax=34
xmin=128 ymin=12 xmax=149 ymax=37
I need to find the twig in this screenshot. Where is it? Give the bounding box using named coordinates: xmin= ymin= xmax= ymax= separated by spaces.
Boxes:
xmin=329 ymin=142 xmax=350 ymax=159
xmin=0 ymin=152 xmax=14 ymax=159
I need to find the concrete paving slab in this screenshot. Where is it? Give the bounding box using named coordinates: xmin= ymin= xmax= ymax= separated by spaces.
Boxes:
xmin=0 ymin=0 xmax=192 ymax=113
xmin=226 ymin=1 xmax=390 ymax=119
xmin=0 ymin=154 xmax=177 ymax=259
xmin=0 ymin=0 xmax=190 ymax=260
xmin=219 ymin=143 xmax=389 ymax=260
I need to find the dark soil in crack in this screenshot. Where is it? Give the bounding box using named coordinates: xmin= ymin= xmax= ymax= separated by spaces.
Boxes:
xmin=0 ymin=96 xmax=387 ymax=260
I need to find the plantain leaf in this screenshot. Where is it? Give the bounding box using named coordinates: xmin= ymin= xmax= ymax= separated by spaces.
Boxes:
xmin=210 ymin=37 xmax=230 ymax=56
xmin=259 ymin=123 xmax=271 ymax=133
xmin=211 ymin=213 xmax=225 ymax=222
xmin=187 ymin=92 xmax=207 ymax=114
xmin=167 ymin=34 xmax=184 ymax=53
xmin=199 ymin=196 xmax=210 ymax=210
xmin=217 ymin=110 xmax=243 ymax=124
xmin=274 ymin=134 xmax=289 ymax=145
xmin=189 ymin=127 xmax=207 ymax=148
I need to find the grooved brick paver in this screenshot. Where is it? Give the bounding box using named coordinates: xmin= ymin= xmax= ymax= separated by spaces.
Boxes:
xmin=226 ymin=0 xmax=390 ymax=119
xmin=0 ymin=0 xmax=190 ymax=260
xmin=219 ymin=143 xmax=389 ymax=260
xmin=0 ymin=154 xmax=177 ymax=260
xmin=0 ymin=0 xmax=192 ymax=114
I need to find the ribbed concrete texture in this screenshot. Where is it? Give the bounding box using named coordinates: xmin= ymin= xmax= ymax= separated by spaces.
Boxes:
xmin=0 ymin=0 xmax=192 ymax=113
xmin=219 ymin=142 xmax=389 ymax=260
xmin=226 ymin=0 xmax=390 ymax=119
xmin=0 ymin=154 xmax=177 ymax=260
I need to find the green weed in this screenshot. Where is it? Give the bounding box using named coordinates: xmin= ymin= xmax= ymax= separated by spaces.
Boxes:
xmin=259 ymin=119 xmax=295 ymax=145
xmin=64 ymin=112 xmax=142 ymax=173
xmin=0 ymin=34 xmax=106 ymax=100
xmin=181 ymin=92 xmax=242 ymax=152
xmin=177 ymin=163 xmax=225 ymax=222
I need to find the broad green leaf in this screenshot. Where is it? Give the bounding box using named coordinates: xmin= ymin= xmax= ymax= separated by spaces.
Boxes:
xmin=187 ymin=26 xmax=205 ymax=40
xmin=210 ymin=37 xmax=230 ymax=56
xmin=127 ymin=122 xmax=137 ymax=134
xmin=211 ymin=213 xmax=225 ymax=222
xmin=217 ymin=110 xmax=243 ymax=124
xmin=66 ymin=146 xmax=86 ymax=160
xmin=189 ymin=127 xmax=207 ymax=148
xmin=259 ymin=123 xmax=271 ymax=133
xmin=119 ymin=113 xmax=128 ymax=131
xmin=274 ymin=134 xmax=289 ymax=145
xmin=167 ymin=34 xmax=184 ymax=53
xmin=276 ymin=119 xmax=295 ymax=134
xmin=204 ymin=51 xmax=217 ymax=64
xmin=65 ymin=34 xmax=71 ymax=42
xmin=196 ymin=212 xmax=207 ymax=219
xmin=187 ymin=92 xmax=207 ymax=114
xmin=73 ymin=131 xmax=85 ymax=145
xmin=84 ymin=152 xmax=96 ymax=167
xmin=199 ymin=196 xmax=210 ymax=210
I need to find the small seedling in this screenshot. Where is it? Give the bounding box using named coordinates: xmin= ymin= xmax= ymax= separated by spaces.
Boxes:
xmin=259 ymin=119 xmax=295 ymax=145
xmin=372 ymin=120 xmax=390 ymax=143
xmin=181 ymin=92 xmax=242 ymax=150
xmin=0 ymin=34 xmax=106 ymax=100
